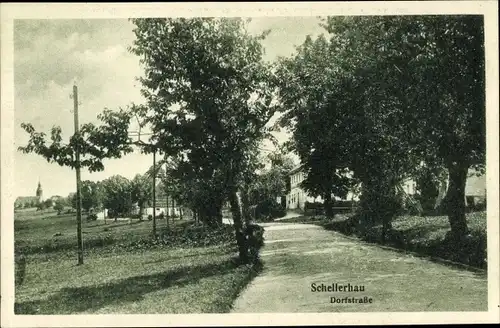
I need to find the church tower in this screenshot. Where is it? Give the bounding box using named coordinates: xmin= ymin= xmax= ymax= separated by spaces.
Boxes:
xmin=36 ymin=181 xmax=43 ymax=202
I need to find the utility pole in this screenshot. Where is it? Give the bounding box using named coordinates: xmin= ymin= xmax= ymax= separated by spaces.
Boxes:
xmin=152 ymin=148 xmax=157 ymax=238
xmin=73 ymin=84 xmax=84 ymax=265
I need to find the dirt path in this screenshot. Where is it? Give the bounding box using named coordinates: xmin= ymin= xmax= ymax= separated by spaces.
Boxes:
xmin=231 ymin=222 xmax=487 ymax=312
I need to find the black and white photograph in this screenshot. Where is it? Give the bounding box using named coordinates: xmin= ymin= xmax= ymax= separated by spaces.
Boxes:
xmin=1 ymin=2 xmax=499 ymax=327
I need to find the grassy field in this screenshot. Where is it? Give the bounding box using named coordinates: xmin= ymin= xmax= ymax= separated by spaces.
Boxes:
xmin=14 ymin=209 xmax=262 ymax=314
xmin=15 ymin=210 xmax=180 ymax=260
xmin=277 ymin=211 xmax=487 ymax=269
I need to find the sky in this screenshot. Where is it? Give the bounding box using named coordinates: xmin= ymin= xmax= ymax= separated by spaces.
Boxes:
xmin=14 ymin=17 xmax=325 ymax=198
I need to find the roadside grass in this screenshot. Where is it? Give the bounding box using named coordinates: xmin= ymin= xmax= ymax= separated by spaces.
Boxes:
xmin=276 ymin=211 xmax=487 ymax=269
xmin=14 ymin=210 xmax=263 ymax=314
xmin=15 ymin=246 xmax=262 ymax=314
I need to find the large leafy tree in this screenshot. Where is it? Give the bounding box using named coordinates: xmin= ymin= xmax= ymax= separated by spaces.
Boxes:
xmin=80 ymin=180 xmax=102 ymax=213
xmin=249 ymin=151 xmax=294 ymax=206
xmin=101 ymin=175 xmax=133 ymax=218
xmin=275 ymin=34 xmax=371 ymax=219
xmin=131 ymin=173 xmax=153 ymax=216
xmin=128 ymin=18 xmax=276 ymax=263
xmin=276 ymin=15 xmax=484 ymax=241
xmin=322 ymin=15 xmax=485 ymax=239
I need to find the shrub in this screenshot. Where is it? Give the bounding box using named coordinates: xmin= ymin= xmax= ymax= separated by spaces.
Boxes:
xmin=147 ymin=214 xmax=153 ymax=221
xmin=254 ymin=199 xmax=285 ymax=221
xmin=304 ymin=201 xmax=324 ymax=213
xmin=87 ymin=213 xmax=98 ymax=221
xmin=403 ymin=195 xmax=423 ymax=216
xmin=357 ymin=191 xmax=403 ymax=226
xmin=246 ymin=224 xmax=265 ymax=262
xmin=15 ymin=251 xmax=26 ymax=286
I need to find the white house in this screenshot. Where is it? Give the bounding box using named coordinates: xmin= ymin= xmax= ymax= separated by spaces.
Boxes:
xmin=140 ymin=197 xmax=183 ymax=217
xmin=285 ymin=165 xmax=485 ymax=210
xmin=286 ymin=165 xmax=359 ymax=210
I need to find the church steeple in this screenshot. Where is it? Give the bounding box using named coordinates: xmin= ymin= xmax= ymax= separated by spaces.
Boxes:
xmin=36 ymin=180 xmax=43 ymax=201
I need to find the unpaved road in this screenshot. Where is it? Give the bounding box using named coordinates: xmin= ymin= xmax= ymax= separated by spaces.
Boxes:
xmin=231 ymin=222 xmax=487 ymax=312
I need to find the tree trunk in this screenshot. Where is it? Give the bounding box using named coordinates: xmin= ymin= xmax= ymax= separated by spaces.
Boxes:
xmin=446 ymin=162 xmax=469 ymax=240
xmin=324 ymin=192 xmax=334 ymax=218
xmin=138 ymin=203 xmax=144 ymax=220
xmin=166 ymin=196 xmax=170 ymax=222
xmin=214 ymin=201 xmax=223 ymax=226
xmin=241 ymin=185 xmax=252 ymax=226
xmin=228 ymin=188 xmax=249 ymax=264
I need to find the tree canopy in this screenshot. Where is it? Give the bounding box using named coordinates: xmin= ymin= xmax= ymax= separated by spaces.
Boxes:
xmin=275 ymin=15 xmax=485 ymax=239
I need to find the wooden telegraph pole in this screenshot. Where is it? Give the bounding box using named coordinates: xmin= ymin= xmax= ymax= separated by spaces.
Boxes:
xmin=73 ymin=84 xmax=84 ymax=265
xmin=152 ymin=148 xmax=157 ymax=238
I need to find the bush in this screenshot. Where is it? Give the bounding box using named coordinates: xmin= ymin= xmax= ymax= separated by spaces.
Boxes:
xmin=357 ymin=191 xmax=403 ymax=227
xmin=15 ymin=251 xmax=26 ymax=286
xmin=403 ymin=195 xmax=423 ymax=216
xmin=254 ymin=199 xmax=286 ymax=221
xmin=147 ymin=214 xmax=153 ymax=221
xmin=246 ymin=224 xmax=265 ymax=261
xmin=304 ymin=201 xmax=323 ymax=212
xmin=87 ymin=213 xmax=98 ymax=221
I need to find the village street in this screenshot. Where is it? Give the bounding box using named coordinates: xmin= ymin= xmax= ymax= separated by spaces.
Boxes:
xmin=231 ymin=222 xmax=487 ymax=312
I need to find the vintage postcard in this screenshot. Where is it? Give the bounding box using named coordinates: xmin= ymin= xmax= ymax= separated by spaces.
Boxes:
xmin=1 ymin=1 xmax=499 ymax=327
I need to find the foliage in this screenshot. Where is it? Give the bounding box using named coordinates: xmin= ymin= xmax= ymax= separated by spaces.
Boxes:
xmin=253 ymin=199 xmax=285 ymax=222
xmin=86 ymin=213 xmax=98 ymax=221
xmin=130 ymin=173 xmax=153 ymax=215
xmin=324 ymin=211 xmax=486 ymax=269
xmin=53 ymin=200 xmax=65 ymax=215
xmin=249 ymin=155 xmax=293 ymax=207
xmin=246 ymin=224 xmax=265 ymax=261
xmin=15 ymin=250 xmax=26 ymax=287
xmin=413 ymin=164 xmax=447 ymax=213
xmin=18 ymin=108 xmax=135 ymax=173
xmin=401 ymin=195 xmax=424 ymax=216
xmin=36 ymin=199 xmax=53 ymax=211
xmin=101 ymin=175 xmax=133 ymax=217
xmin=129 ymin=18 xmax=276 ymax=262
xmin=78 ymin=180 xmax=103 ymax=213
xmin=276 ymin=16 xmax=485 ymax=239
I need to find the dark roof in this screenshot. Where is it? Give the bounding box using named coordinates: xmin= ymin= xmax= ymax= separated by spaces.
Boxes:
xmin=288 ymin=164 xmax=304 ymax=175
xmin=147 ymin=197 xmax=178 ymax=208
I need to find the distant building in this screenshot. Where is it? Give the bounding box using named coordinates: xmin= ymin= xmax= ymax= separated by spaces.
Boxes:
xmin=143 ymin=197 xmax=182 ymax=217
xmin=285 ymin=165 xmax=485 ymax=210
xmin=134 ymin=183 xmax=182 ymax=217
xmin=15 ymin=182 xmax=44 ymax=208
xmin=286 ymin=165 xmax=321 ymax=210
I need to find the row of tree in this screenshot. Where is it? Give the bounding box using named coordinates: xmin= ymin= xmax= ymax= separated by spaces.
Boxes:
xmin=19 ymin=16 xmax=485 ymax=264
xmin=275 ymin=16 xmax=485 ymax=241
xmin=20 ymin=18 xmax=285 ymax=263
xmin=51 ymin=170 xmax=181 ymax=218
